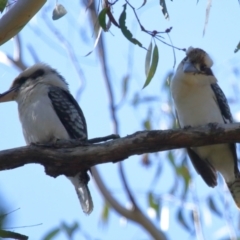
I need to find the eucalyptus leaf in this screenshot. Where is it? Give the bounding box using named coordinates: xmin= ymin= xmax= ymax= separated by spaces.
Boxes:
xmin=0 ymin=0 xmax=7 ymax=13
xmin=143 ymin=44 xmax=159 ymax=88
xmin=119 ymin=4 xmax=143 ymax=48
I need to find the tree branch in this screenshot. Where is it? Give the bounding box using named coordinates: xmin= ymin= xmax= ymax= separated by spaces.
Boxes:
xmin=0 ymin=123 xmax=240 ymax=177
xmin=0 ymin=0 xmax=46 ymax=45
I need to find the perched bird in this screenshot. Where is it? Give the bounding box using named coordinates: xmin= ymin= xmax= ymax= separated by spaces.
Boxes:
xmin=170 ymin=47 xmax=240 ymax=207
xmin=0 ymin=63 xmax=93 ymax=214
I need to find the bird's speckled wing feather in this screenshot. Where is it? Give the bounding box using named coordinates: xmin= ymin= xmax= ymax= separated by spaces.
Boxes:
xmin=48 ymin=86 xmax=87 ymax=140
xmin=211 ymin=83 xmax=239 ymax=176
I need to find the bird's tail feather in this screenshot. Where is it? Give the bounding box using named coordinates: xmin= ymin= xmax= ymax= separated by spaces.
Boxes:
xmin=68 ymin=172 xmax=93 ymax=214
xmin=75 ymin=182 xmax=93 ymax=214
xmin=227 ymin=178 xmax=240 ymax=208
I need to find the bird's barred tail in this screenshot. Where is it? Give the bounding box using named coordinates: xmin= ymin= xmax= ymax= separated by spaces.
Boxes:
xmin=68 ymin=172 xmax=93 ymax=214
xmin=227 ymin=179 xmax=240 ymax=208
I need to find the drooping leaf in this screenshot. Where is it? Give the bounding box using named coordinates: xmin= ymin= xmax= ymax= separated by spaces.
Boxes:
xmin=202 ymin=0 xmax=212 ymax=36
xmin=150 ymin=160 xmax=163 ymax=187
xmin=52 ymin=4 xmax=67 ymax=20
xmin=84 ymin=27 xmax=102 ymax=56
xmin=159 ymin=0 xmax=169 ymax=19
xmin=101 ymin=202 xmax=110 ymax=224
xmin=98 ymin=8 xmax=108 ymax=31
xmin=143 ymin=119 xmax=151 ymax=130
xmin=119 ymin=4 xmax=143 ymax=48
xmin=122 ymin=74 xmax=130 ymax=98
xmin=143 ymin=44 xmax=159 ymax=88
xmin=132 ymin=93 xmax=140 ymax=107
xmin=176 ymin=165 xmax=190 ymax=196
xmin=167 ymin=151 xmax=176 ymax=167
xmin=138 ymin=0 xmax=147 ymax=9
xmin=42 ymin=228 xmax=60 ymax=240
xmin=148 ymin=192 xmax=160 ymax=219
xmin=177 ymin=209 xmax=192 ymax=232
xmin=234 ymin=41 xmax=240 ymax=53
xmin=145 ymin=41 xmax=153 ymax=76
xmin=61 ymin=222 xmax=79 ymax=238
xmin=0 ymin=0 xmax=7 ymax=13
xmin=207 ymin=196 xmax=222 ymax=217
xmin=142 ymin=154 xmax=151 ymax=167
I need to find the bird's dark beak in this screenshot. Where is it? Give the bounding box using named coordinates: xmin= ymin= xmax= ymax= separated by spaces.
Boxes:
xmin=0 ymin=87 xmax=18 ymax=103
xmin=183 ymin=61 xmax=198 ymax=73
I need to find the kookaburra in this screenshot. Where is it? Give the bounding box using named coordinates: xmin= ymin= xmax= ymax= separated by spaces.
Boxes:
xmin=171 ymin=47 xmax=240 ymax=207
xmin=0 ymin=63 xmax=93 ymax=214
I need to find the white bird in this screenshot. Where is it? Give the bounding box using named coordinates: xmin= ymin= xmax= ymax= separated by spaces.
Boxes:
xmin=170 ymin=47 xmax=240 ymax=208
xmin=0 ymin=63 xmax=93 ymax=214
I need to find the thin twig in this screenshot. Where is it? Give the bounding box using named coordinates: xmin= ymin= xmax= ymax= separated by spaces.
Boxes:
xmin=42 ymin=10 xmax=86 ymax=99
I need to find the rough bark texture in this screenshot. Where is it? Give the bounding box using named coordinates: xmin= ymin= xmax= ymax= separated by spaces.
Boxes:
xmin=1 ymin=123 xmax=240 ymax=178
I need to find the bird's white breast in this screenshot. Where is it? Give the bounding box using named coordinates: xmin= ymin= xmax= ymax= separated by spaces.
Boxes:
xmin=16 ymin=84 xmax=69 ymax=144
xmin=171 ymin=71 xmax=235 ymax=182
xmin=171 ymin=72 xmax=224 ymax=127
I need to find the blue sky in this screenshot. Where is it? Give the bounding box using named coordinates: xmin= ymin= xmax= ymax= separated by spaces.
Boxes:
xmin=0 ymin=0 xmax=240 ymax=239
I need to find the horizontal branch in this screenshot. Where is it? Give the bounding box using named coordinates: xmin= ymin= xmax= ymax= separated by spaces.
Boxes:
xmin=0 ymin=123 xmax=240 ymax=177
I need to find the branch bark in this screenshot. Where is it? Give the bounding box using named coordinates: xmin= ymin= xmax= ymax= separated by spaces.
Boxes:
xmin=0 ymin=0 xmax=46 ymax=45
xmin=0 ymin=123 xmax=240 ymax=177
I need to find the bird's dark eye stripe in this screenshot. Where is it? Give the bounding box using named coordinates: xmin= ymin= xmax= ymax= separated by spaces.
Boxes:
xmin=200 ymin=65 xmax=213 ymax=76
xmin=15 ymin=76 xmax=27 ymax=85
xmin=28 ymin=69 xmax=45 ymax=79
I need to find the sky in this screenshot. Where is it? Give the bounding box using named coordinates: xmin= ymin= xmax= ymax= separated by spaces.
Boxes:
xmin=0 ymin=0 xmax=240 ymax=240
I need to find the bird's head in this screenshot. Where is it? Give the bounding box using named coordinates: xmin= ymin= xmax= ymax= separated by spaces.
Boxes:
xmin=0 ymin=63 xmax=68 ymax=103
xmin=182 ymin=47 xmax=213 ymax=74
xmin=174 ymin=47 xmax=217 ymax=85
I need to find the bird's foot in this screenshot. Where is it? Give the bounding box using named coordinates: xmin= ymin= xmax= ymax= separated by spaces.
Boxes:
xmin=53 ymin=139 xmax=89 ymax=148
xmin=30 ymin=142 xmax=53 ymax=148
xmin=88 ymin=134 xmax=120 ymax=144
xmin=183 ymin=125 xmax=192 ymax=130
xmin=208 ymin=122 xmax=221 ymax=130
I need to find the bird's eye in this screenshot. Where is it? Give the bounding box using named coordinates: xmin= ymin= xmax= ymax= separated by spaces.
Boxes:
xmin=200 ymin=65 xmax=206 ymax=71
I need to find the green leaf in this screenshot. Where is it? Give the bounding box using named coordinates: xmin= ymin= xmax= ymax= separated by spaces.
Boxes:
xmin=145 ymin=41 xmax=153 ymax=76
xmin=0 ymin=0 xmax=7 ymax=13
xmin=98 ymin=8 xmax=108 ymax=31
xmin=159 ymin=0 xmax=169 ymax=19
xmin=42 ymin=228 xmax=60 ymax=240
xmin=148 ymin=192 xmax=160 ymax=219
xmin=119 ymin=4 xmax=143 ymax=47
xmin=143 ymin=44 xmax=159 ymax=88
xmin=143 ymin=119 xmax=151 ymax=130
xmin=101 ymin=202 xmax=110 ymax=223
xmin=167 ymin=151 xmax=176 ymax=167
xmin=176 ymin=165 xmax=190 ymax=196
xmin=234 ymin=41 xmax=240 ymax=53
